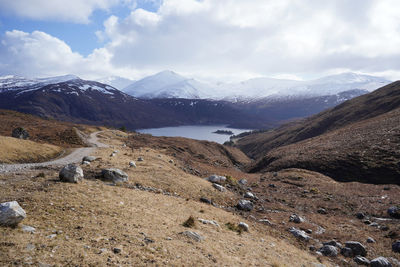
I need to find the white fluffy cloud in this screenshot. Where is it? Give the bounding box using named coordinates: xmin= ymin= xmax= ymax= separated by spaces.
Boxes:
xmin=2 ymin=0 xmax=400 ymax=81
xmin=0 ymin=0 xmax=120 ymax=23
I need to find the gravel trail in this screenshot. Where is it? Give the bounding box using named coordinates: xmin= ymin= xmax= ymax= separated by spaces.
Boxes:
xmin=0 ymin=131 xmax=107 ymax=173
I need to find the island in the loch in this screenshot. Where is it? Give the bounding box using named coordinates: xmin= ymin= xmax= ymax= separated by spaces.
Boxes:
xmin=213 ymin=129 xmax=234 ymax=135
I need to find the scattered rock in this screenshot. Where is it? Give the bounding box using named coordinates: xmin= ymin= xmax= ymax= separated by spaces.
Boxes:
xmin=356 ymin=212 xmax=366 ymax=219
xmin=367 ymin=237 xmax=376 ymax=243
xmin=82 ymin=156 xmax=96 ymax=163
xmin=198 ymin=219 xmax=219 ymax=227
xmin=388 ymin=206 xmax=400 ymax=219
xmin=341 ymin=247 xmax=353 ymax=257
xmin=212 ymin=183 xmax=225 ymax=192
xmin=364 ymin=220 xmax=372 ymax=225
xmin=289 ymin=214 xmax=305 ymax=223
xmin=318 ymin=245 xmax=338 ymax=257
xmin=0 ymin=201 xmax=27 ymax=227
xmin=206 ymin=175 xmax=226 ymax=184
xmin=129 ymin=161 xmax=136 ymax=168
xmin=101 ymin=168 xmax=128 ymax=183
xmin=237 ymin=200 xmax=253 ymax=211
xmin=317 ymin=208 xmax=327 ymax=214
xmin=200 ymin=197 xmax=212 ymax=204
xmin=169 ymin=159 xmax=174 ymax=164
xmin=12 ymin=127 xmax=29 ymax=139
xmin=244 ymin=192 xmax=256 ymax=199
xmin=113 ymin=247 xmax=122 ymax=254
xmin=238 ymin=222 xmax=249 ymax=232
xmin=345 ymin=241 xmax=367 ymax=256
xmin=21 ymin=225 xmax=36 ymax=233
xmin=259 ymin=219 xmax=272 ymax=225
xmin=305 ymin=229 xmax=313 ymax=234
xmin=323 ymin=240 xmax=342 ymax=248
xmin=268 ymin=184 xmax=276 ymax=188
xmin=392 ymin=240 xmax=400 ymax=253
xmin=137 ymin=157 xmax=144 ymax=162
xmin=180 ymin=231 xmax=204 ymax=242
xmin=82 ymin=161 xmax=90 ymax=165
xmin=238 ymin=179 xmax=247 ymax=185
xmin=288 ymin=227 xmax=310 ymax=241
xmin=354 ymin=256 xmax=370 ymax=266
xmin=59 ymin=164 xmax=84 ymax=183
xmin=370 ymin=257 xmax=392 ymax=267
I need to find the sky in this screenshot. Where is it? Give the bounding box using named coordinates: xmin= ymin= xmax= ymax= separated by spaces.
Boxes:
xmin=0 ymin=0 xmax=400 ymax=82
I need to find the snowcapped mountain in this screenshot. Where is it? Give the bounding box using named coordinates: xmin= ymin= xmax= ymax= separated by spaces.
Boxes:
xmin=123 ymin=70 xmax=215 ymax=99
xmin=122 ymin=71 xmax=391 ymax=101
xmin=96 ymin=76 xmax=135 ymax=90
xmin=0 ymin=74 xmax=79 ymax=92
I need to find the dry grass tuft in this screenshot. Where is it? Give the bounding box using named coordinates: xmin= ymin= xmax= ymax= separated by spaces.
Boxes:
xmin=182 ymin=216 xmax=196 ymax=228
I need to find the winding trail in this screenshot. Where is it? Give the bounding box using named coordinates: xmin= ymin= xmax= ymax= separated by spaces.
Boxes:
xmin=0 ymin=131 xmax=108 ymax=173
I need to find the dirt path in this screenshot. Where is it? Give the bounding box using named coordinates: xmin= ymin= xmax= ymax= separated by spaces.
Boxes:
xmin=0 ymin=131 xmax=107 ymax=173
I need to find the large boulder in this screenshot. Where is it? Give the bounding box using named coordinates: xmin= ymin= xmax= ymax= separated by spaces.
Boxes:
xmin=370 ymin=257 xmax=392 ymax=267
xmin=206 ymin=175 xmax=226 ymax=184
xmin=0 ymin=201 xmax=26 ymax=227
xmin=11 ymin=127 xmax=29 ymax=140
xmin=237 ymin=199 xmax=253 ymax=211
xmin=180 ymin=231 xmax=204 ymax=242
xmin=387 ymin=206 xmax=400 ymax=219
xmin=288 ymin=227 xmax=310 ymax=241
xmin=101 ymin=168 xmax=128 ymax=183
xmin=318 ymin=245 xmax=338 ymax=257
xmin=59 ymin=164 xmax=84 ymax=183
xmin=345 ymin=241 xmax=367 ymax=256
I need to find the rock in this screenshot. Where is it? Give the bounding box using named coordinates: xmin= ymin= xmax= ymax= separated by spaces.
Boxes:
xmin=318 ymin=245 xmax=338 ymax=257
xmin=388 ymin=206 xmax=400 ymax=219
xmin=345 ymin=241 xmax=367 ymax=256
xmin=323 ymin=240 xmax=342 ymax=248
xmin=206 ymin=175 xmax=226 ymax=184
xmin=356 ymin=212 xmax=366 ymax=219
xmin=238 ymin=222 xmax=249 ymax=232
xmin=238 ymin=179 xmax=247 ymax=185
xmin=288 ymin=227 xmax=310 ymax=241
xmin=317 ymin=208 xmax=327 ymax=214
xmin=367 ymin=237 xmax=376 ymax=243
xmin=305 ymin=229 xmax=313 ymax=234
xmin=289 ymin=214 xmax=305 ymax=223
xmin=21 ymin=225 xmax=36 ymax=233
xmin=82 ymin=156 xmax=96 ymax=163
xmin=113 ymin=247 xmax=122 ymax=254
xmin=0 ymin=201 xmax=26 ymax=227
xmin=180 ymin=231 xmax=204 ymax=242
xmin=82 ymin=161 xmax=90 ymax=165
xmin=59 ymin=164 xmax=84 ymax=183
xmin=198 ymin=219 xmax=219 ymax=227
xmin=129 ymin=161 xmax=136 ymax=168
xmin=212 ymin=183 xmax=226 ymax=192
xmin=259 ymin=219 xmax=272 ymax=225
xmin=169 ymin=159 xmax=174 ymax=164
xmin=354 ymin=256 xmax=370 ymax=266
xmin=237 ymin=200 xmax=253 ymax=211
xmin=392 ymin=240 xmax=400 ymax=253
xmin=137 ymin=157 xmax=144 ymax=162
xmin=101 ymin=168 xmax=128 ymax=183
xmin=341 ymin=247 xmax=353 ymax=257
xmin=12 ymin=127 xmax=29 ymax=139
xmin=268 ymin=184 xmax=276 ymax=188
xmin=244 ymin=192 xmax=256 ymax=199
xmin=370 ymin=257 xmax=392 ymax=267
xmin=200 ymin=197 xmax=212 ymax=204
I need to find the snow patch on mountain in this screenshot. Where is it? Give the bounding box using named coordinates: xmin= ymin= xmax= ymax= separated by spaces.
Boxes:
xmin=97 ymin=76 xmax=135 ymax=90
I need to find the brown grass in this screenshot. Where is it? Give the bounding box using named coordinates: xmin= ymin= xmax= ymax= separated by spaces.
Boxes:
xmin=0 ymin=136 xmax=63 ymax=163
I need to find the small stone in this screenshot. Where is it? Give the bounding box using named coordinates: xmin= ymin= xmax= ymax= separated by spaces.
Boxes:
xmin=318 ymin=245 xmax=338 ymax=257
xmin=317 ymin=208 xmax=327 ymax=214
xmin=12 ymin=127 xmax=29 ymax=139
xmin=392 ymin=240 xmax=400 ymax=253
xmin=238 ymin=222 xmax=249 ymax=232
xmin=367 ymin=237 xmax=376 ymax=243
xmin=82 ymin=161 xmax=90 ymax=165
xmin=129 ymin=161 xmax=136 ymax=168
xmin=212 ymin=183 xmax=226 ymax=192
xmin=237 ymin=200 xmax=253 ymax=211
xmin=200 ymin=197 xmax=212 ymax=204
xmin=82 ymin=156 xmax=96 ymax=163
xmin=354 ymin=256 xmax=370 ymax=266
xmin=388 ymin=206 xmax=400 ymax=219
xmin=180 ymin=231 xmax=204 ymax=242
xmin=323 ymin=240 xmax=342 ymax=248
xmin=169 ymin=159 xmax=174 ymax=164
xmin=21 ymin=225 xmax=36 ymax=233
xmin=289 ymin=214 xmax=305 ymax=223
xmin=206 ymin=175 xmax=226 ymax=184
xmin=47 ymin=234 xmax=57 ymax=239
xmin=356 ymin=212 xmax=365 ymax=219
xmin=370 ymin=257 xmax=392 ymax=267
xmin=113 ymin=247 xmax=122 ymax=254
xmin=268 ymin=184 xmax=276 ymax=188
xmin=259 ymin=219 xmax=272 ymax=225
xmin=198 ymin=219 xmax=219 ymax=227
xmin=363 ymin=220 xmax=371 ymax=225
xmin=244 ymin=192 xmax=256 ymax=199
xmin=137 ymin=157 xmax=144 ymax=162
xmin=238 ymin=179 xmax=247 ymax=185
xmin=59 ymin=164 xmax=84 ymax=183
xmin=0 ymin=201 xmax=27 ymax=227
xmin=345 ymin=241 xmax=367 ymax=257
xmin=288 ymin=227 xmax=310 ymax=241
xmin=305 ymin=229 xmax=313 ymax=234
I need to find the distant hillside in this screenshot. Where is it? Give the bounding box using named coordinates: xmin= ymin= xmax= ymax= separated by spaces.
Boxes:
xmin=236 ymin=81 xmax=400 ymax=184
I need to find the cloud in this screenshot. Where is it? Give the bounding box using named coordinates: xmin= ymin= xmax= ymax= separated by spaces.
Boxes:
xmin=0 ymin=0 xmax=120 ymax=23
xmin=2 ymin=0 xmax=400 ymax=81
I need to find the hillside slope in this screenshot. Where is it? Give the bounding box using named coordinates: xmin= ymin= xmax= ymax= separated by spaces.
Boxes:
xmin=237 ymin=81 xmax=400 ymax=159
